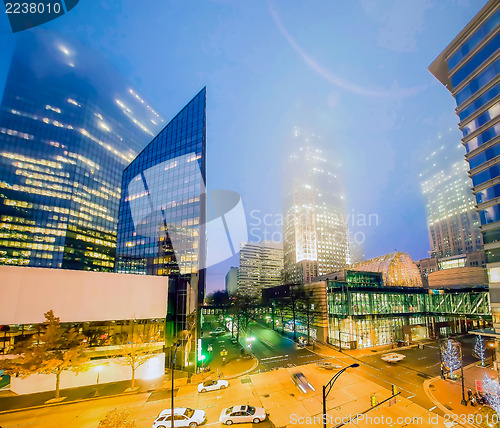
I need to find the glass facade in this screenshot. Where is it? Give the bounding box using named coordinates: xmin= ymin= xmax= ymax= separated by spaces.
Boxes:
xmin=326 ymin=270 xmax=491 ymax=349
xmin=283 ymin=127 xmax=349 ymax=283
xmin=115 ymin=88 xmax=206 ymax=367
xmin=0 ymin=32 xmax=163 ymax=271
xmin=420 ymin=143 xmax=482 ymax=258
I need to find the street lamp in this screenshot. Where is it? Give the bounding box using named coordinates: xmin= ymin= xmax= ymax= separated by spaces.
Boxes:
xmin=171 ymin=342 xmax=181 ymax=428
xmin=93 ymin=365 xmax=103 ymax=397
xmin=322 ymin=363 xmax=359 ymax=428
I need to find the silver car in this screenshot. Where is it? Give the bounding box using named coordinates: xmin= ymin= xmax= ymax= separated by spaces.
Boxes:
xmin=219 ymin=405 xmax=267 ymax=425
xmin=198 ymin=379 xmax=229 ymax=393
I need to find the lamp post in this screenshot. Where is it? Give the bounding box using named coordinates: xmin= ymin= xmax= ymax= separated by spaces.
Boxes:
xmin=93 ymin=365 xmax=103 ymax=397
xmin=171 ymin=342 xmax=181 ymax=428
xmin=455 ymin=340 xmax=467 ymax=406
xmin=489 ymin=342 xmax=496 ymax=367
xmin=322 ymin=363 xmax=359 ymax=428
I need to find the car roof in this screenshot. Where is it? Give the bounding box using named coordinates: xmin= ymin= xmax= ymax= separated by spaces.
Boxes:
xmin=232 ymin=405 xmax=247 ymax=412
xmin=159 ymin=408 xmax=188 ymax=416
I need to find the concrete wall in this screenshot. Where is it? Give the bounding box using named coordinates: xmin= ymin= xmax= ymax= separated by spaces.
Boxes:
xmin=0 ymin=265 xmax=169 ymax=324
xmin=9 ymin=353 xmax=165 ymax=395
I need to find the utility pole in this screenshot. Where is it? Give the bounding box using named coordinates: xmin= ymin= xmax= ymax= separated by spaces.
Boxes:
xmin=171 ymin=342 xmax=181 ymax=428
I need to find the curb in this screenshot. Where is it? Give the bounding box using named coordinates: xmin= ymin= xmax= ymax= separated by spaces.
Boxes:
xmin=423 ymin=361 xmax=488 ymax=428
xmin=0 ymin=388 xmax=152 ymax=415
xmin=226 ymin=356 xmax=260 ymax=380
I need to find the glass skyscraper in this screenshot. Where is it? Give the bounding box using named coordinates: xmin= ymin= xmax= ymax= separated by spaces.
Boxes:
xmin=420 ymin=141 xmax=482 ymax=258
xmin=115 ymin=88 xmax=206 ymax=366
xmin=0 ymin=31 xmax=163 ymax=271
xmin=283 ymin=127 xmax=349 ymax=284
xmin=429 ymin=0 xmax=499 ymax=330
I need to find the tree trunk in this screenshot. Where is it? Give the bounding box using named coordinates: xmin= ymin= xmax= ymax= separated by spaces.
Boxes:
xmin=292 ymin=305 xmax=297 ymax=340
xmin=131 ymin=366 xmax=135 ymax=388
xmin=306 ymin=312 xmax=311 ymax=345
xmin=55 ymin=371 xmax=61 ymax=399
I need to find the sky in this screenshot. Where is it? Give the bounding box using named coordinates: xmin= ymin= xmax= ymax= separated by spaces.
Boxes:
xmin=0 ymin=0 xmax=488 ymax=292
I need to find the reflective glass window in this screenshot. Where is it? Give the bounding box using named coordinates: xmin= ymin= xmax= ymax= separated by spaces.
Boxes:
xmin=476 ymin=183 xmax=500 ymax=204
xmin=462 ymin=102 xmax=500 ymax=137
xmin=451 ymin=34 xmax=500 ymax=87
xmin=465 ymin=122 xmax=500 ymax=153
xmin=459 ymin=86 xmax=500 ymax=121
xmin=479 ymin=203 xmax=500 ymax=224
xmin=448 ymin=10 xmax=500 ymax=70
xmin=471 ymin=163 xmax=500 ymax=186
xmin=455 ymin=59 xmax=500 ymax=106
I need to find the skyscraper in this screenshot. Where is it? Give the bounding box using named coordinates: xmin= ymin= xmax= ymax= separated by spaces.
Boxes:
xmin=420 ymin=142 xmax=482 ymax=258
xmin=0 ymin=31 xmax=163 ymax=271
xmin=225 ymin=266 xmax=238 ymax=296
xmin=429 ymin=0 xmax=499 ymax=329
xmin=115 ymin=88 xmax=206 ymax=367
xmin=237 ymin=242 xmax=283 ymax=298
xmin=283 ymin=127 xmax=348 ymax=284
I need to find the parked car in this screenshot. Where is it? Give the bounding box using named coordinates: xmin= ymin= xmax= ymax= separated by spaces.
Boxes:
xmin=153 ymin=408 xmax=206 ymax=428
xmin=316 ymin=361 xmax=342 ymax=370
xmin=291 ymin=372 xmax=315 ymax=393
xmin=198 ymin=379 xmax=229 ymax=393
xmin=210 ymin=326 xmax=225 ymax=336
xmin=219 ymin=405 xmax=267 ymax=425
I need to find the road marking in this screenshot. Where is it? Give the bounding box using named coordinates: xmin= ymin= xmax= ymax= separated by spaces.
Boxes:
xmin=418 ymin=356 xmax=427 ymax=360
xmin=429 ymin=406 xmax=436 ymax=411
xmin=261 ymin=355 xmax=289 ymax=361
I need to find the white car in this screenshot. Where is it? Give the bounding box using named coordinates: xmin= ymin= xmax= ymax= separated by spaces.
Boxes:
xmin=381 ymin=353 xmax=406 ymax=363
xmin=153 ymin=407 xmax=206 ymax=428
xmin=198 ymin=379 xmax=229 ymax=393
xmin=219 ymin=405 xmax=267 ymax=425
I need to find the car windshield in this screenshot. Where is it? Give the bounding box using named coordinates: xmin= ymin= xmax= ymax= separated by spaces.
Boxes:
xmin=184 ymin=408 xmax=194 ymax=418
xmin=203 ymin=381 xmax=212 ymax=386
xmin=225 ymin=407 xmax=233 ymax=415
xmin=247 ymin=406 xmax=256 ymax=415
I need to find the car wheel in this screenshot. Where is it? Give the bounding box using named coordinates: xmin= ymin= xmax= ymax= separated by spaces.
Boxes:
xmin=253 ymin=418 xmax=261 ymax=424
xmin=189 ymin=423 xmax=198 ymax=428
xmin=201 ymin=388 xmax=206 ymax=393
xmin=221 ymin=384 xmax=226 ymax=389
xmin=225 ymin=420 xmax=233 ymax=425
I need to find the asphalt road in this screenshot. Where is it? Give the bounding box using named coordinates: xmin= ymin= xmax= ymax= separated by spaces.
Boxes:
xmin=245 ymin=322 xmax=322 ymax=372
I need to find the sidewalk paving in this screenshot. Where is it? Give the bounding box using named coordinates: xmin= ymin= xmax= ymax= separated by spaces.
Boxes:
xmin=0 ymin=350 xmax=258 ymax=414
xmin=424 ymin=363 xmax=499 ymax=428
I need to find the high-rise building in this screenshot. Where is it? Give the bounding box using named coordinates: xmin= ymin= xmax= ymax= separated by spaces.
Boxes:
xmin=237 ymin=241 xmax=284 ymax=298
xmin=115 ymin=88 xmax=206 ymax=368
xmin=428 ymin=0 xmax=499 ymax=331
xmin=0 ymin=31 xmax=162 ymax=271
xmin=283 ymin=127 xmax=348 ymax=284
xmin=225 ymin=266 xmax=238 ymax=296
xmin=420 ymin=143 xmax=482 ymax=258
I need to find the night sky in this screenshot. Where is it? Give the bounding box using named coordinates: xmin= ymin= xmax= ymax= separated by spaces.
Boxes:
xmin=0 ymin=0 xmax=487 ymax=291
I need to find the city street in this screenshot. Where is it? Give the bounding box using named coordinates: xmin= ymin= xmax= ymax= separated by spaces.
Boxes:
xmin=0 ymin=361 xmax=448 ymax=428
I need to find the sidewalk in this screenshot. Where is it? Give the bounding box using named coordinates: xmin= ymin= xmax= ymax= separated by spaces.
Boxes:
xmin=0 ymin=350 xmax=258 ymax=414
xmin=424 ymin=363 xmax=498 ymax=428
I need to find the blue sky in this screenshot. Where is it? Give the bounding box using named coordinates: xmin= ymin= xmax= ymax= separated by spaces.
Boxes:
xmin=0 ymin=0 xmax=487 ymax=291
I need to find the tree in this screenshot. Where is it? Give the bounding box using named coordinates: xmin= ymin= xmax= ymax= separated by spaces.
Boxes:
xmin=441 ymin=339 xmax=461 ymax=379
xmin=230 ymin=294 xmax=259 ymax=343
xmin=473 ymin=335 xmax=486 ymax=366
xmin=97 ymin=408 xmax=138 ymax=428
xmin=283 ymin=285 xmax=307 ymax=341
xmin=483 ymin=374 xmax=500 ymax=417
xmin=0 ymin=310 xmax=89 ymax=399
xmin=117 ymin=326 xmax=161 ymax=389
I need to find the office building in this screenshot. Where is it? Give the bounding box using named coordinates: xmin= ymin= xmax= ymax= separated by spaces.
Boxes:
xmin=283 ymin=127 xmax=348 ymax=284
xmin=0 ymin=31 xmax=162 ymax=271
xmin=115 ymin=88 xmax=206 ymax=368
xmin=420 ymin=143 xmax=482 ymax=258
xmin=225 ymin=266 xmax=238 ymax=296
xmin=237 ymin=241 xmax=283 ymax=298
xmin=428 ymin=0 xmax=500 ymax=331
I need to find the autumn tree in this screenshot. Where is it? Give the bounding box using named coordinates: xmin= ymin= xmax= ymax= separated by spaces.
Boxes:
xmin=0 ymin=310 xmax=89 ymax=399
xmin=97 ymin=408 xmax=138 ymax=428
xmin=117 ymin=325 xmax=161 ymax=389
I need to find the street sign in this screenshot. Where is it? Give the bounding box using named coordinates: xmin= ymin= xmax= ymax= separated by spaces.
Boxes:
xmin=476 ymin=379 xmax=484 ymax=392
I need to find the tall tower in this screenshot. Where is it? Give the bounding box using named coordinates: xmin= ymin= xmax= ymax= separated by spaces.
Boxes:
xmin=420 ymin=141 xmax=483 ymax=258
xmin=428 ymin=0 xmax=499 ymax=329
xmin=0 ymin=31 xmax=163 ymax=271
xmin=283 ymin=127 xmax=348 ymax=283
